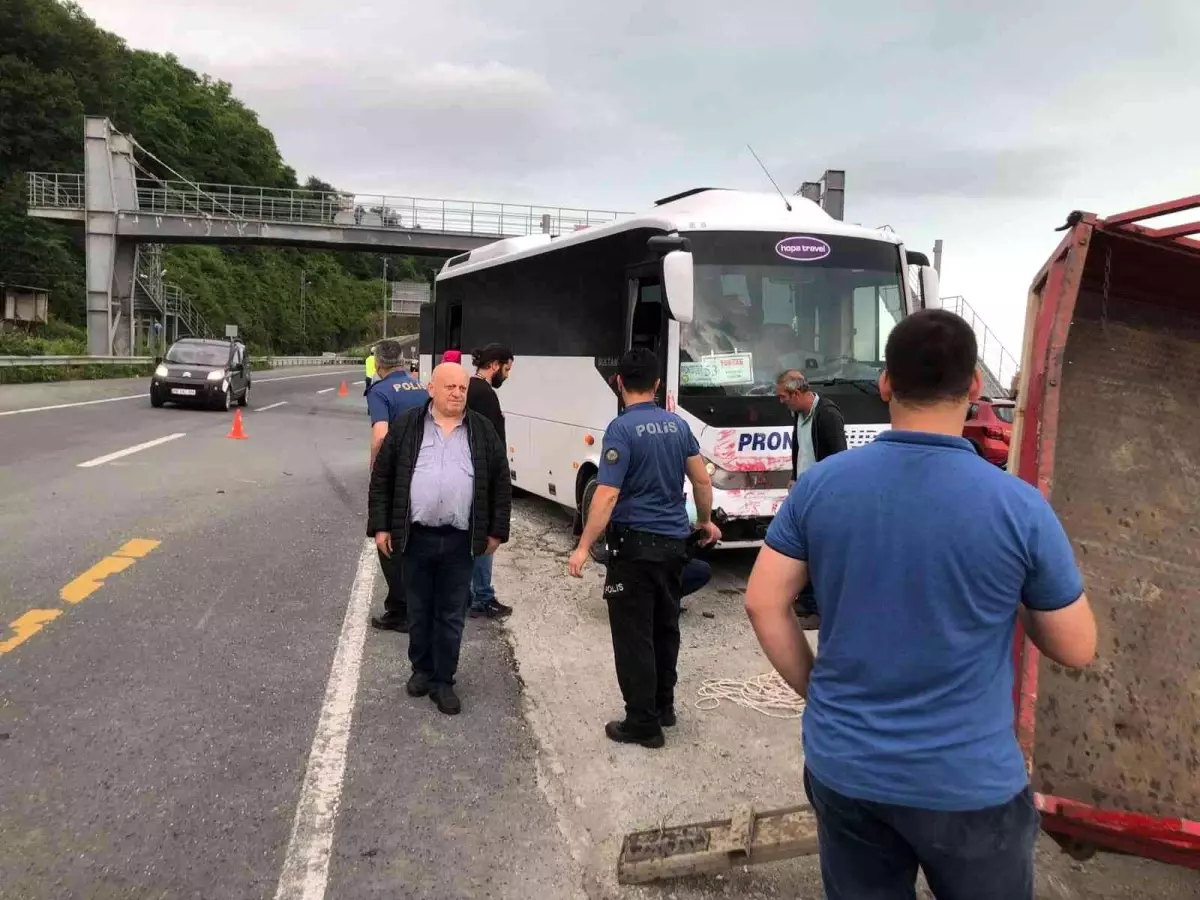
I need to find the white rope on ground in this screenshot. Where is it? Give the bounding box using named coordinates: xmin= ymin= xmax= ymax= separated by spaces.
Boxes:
xmin=695 ymin=671 xmax=807 ymax=719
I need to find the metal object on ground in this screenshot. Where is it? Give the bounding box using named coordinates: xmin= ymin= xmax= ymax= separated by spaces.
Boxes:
xmin=616 ymin=803 xmax=818 ymax=884
xmin=1011 ymin=194 xmax=1200 ymax=870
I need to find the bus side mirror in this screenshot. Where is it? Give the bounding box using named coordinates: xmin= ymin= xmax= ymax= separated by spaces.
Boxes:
xmin=662 ymin=250 xmax=694 ymax=324
xmin=919 ymin=265 xmax=940 ymax=310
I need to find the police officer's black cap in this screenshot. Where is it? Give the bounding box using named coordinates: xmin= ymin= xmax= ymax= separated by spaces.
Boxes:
xmin=374 ymin=340 xmax=403 ymax=368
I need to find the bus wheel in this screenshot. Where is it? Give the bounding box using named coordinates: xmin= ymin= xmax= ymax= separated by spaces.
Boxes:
xmin=580 ymin=475 xmax=610 ymax=565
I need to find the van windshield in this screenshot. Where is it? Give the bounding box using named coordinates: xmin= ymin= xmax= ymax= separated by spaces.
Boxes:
xmin=165 ymin=344 xmax=228 ymax=367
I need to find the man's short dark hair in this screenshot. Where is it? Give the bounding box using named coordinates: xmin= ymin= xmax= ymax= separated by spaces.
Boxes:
xmin=884 ymin=309 xmax=978 ymax=404
xmin=472 ymin=343 xmax=513 ymax=368
xmin=618 ymin=347 xmax=660 ymax=394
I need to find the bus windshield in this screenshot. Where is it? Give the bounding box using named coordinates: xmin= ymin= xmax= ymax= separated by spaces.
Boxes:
xmin=679 ymin=231 xmax=905 ymax=397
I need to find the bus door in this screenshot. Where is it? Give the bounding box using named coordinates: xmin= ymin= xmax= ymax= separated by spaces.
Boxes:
xmin=625 ymin=265 xmax=669 ymax=404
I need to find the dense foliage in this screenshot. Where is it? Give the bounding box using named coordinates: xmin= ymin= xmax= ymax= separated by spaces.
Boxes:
xmin=0 ymin=0 xmax=431 ymax=353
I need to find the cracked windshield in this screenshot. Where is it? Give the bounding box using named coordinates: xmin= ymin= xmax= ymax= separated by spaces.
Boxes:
xmin=680 ymin=234 xmax=904 ymax=397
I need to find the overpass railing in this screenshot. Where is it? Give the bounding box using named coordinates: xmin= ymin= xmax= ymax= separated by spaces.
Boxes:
xmin=27 ymin=173 xmax=85 ymax=210
xmin=29 ymin=171 xmax=629 ymax=238
xmin=941 ymin=294 xmax=1020 ymax=397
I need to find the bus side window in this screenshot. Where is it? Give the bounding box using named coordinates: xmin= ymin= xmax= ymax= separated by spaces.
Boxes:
xmin=630 ymin=280 xmax=663 ymax=353
xmin=447 ymin=302 xmax=463 ymax=351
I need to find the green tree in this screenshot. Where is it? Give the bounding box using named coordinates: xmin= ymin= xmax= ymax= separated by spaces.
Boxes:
xmin=0 ymin=0 xmax=429 ymax=352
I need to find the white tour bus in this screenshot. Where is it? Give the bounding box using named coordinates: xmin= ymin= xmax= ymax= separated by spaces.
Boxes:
xmin=419 ymin=187 xmax=938 ymax=550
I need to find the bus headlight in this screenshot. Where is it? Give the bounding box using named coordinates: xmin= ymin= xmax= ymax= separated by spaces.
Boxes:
xmin=702 ymin=457 xmax=791 ymax=492
xmin=703 ymin=457 xmax=752 ymax=491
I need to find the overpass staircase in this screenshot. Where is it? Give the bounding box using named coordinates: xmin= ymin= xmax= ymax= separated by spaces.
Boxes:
xmin=130 ymin=244 xmax=211 ymax=350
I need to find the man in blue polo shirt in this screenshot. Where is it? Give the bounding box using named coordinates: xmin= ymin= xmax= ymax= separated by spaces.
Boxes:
xmin=745 ymin=310 xmax=1097 ymax=900
xmin=366 ymin=339 xmax=428 ymax=632
xmin=568 ymin=348 xmax=720 ymax=748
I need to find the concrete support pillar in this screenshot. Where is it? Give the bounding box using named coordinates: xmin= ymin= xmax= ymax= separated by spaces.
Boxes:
xmin=821 ymin=169 xmax=845 ymax=222
xmin=83 ymin=116 xmax=139 ymax=355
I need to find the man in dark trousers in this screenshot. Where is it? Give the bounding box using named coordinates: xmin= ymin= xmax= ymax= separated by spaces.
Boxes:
xmin=466 ymin=343 xmax=515 ymax=619
xmin=746 ymin=310 xmax=1096 ymax=900
xmin=365 ymin=340 xmax=428 ymax=632
xmin=775 ymin=370 xmax=848 ymax=627
xmin=368 ymin=362 xmax=512 ymax=715
xmin=568 ymin=348 xmax=720 ymax=748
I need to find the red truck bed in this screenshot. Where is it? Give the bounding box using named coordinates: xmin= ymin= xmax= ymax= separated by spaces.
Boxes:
xmin=1010 ymin=196 xmax=1200 ymax=869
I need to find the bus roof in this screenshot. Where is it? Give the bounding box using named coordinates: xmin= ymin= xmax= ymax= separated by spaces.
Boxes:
xmin=438 ymin=188 xmax=904 ymax=281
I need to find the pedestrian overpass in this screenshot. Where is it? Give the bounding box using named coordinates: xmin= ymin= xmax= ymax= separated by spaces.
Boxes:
xmin=26 ymin=117 xmax=628 ymax=355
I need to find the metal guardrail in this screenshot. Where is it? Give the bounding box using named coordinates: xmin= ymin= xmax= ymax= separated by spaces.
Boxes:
xmin=28 ymin=172 xmax=629 ymax=238
xmin=941 ymin=295 xmax=1020 ymax=396
xmin=26 ymin=173 xmax=84 ymax=210
xmin=0 ymin=355 xmax=361 ymax=369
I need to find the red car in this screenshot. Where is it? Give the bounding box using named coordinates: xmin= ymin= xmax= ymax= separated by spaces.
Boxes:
xmin=963 ymin=398 xmax=1015 ymax=467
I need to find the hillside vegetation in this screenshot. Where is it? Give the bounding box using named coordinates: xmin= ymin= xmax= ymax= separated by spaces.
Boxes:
xmin=0 ymin=0 xmax=431 ymax=354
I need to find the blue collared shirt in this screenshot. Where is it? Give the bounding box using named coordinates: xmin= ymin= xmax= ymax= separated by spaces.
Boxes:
xmin=766 ymin=429 xmax=1084 ymax=811
xmin=366 ymin=370 xmax=426 ymax=425
xmin=409 ymin=411 xmax=474 ymax=530
xmin=597 ymin=401 xmax=699 ymax=539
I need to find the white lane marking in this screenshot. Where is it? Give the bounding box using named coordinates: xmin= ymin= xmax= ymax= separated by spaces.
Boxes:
xmin=316 ymin=387 xmax=335 ymax=394
xmin=77 ymin=433 xmax=187 ymax=468
xmin=257 ymin=401 xmax=288 ymax=412
xmin=256 ymin=370 xmax=356 ymax=384
xmin=274 ymin=539 xmax=377 ymax=900
xmin=0 ymin=394 xmax=142 ymax=417
xmin=352 ymin=381 xmax=365 ymax=386
xmin=0 ymin=369 xmax=356 ymax=417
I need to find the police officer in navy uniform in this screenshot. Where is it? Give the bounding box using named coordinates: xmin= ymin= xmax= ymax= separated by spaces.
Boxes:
xmin=366 ymin=339 xmax=429 ymax=632
xmin=568 ymin=348 xmax=721 ymax=748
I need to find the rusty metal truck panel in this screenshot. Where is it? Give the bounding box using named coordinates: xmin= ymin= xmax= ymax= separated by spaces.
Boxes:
xmin=1011 ymin=198 xmax=1200 ymax=868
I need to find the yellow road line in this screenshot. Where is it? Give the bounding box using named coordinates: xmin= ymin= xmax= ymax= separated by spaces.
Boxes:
xmin=0 ymin=609 xmax=63 ymax=655
xmin=60 ymin=539 xmax=161 ymax=604
xmin=0 ymin=538 xmax=161 ymax=657
xmin=115 ymin=538 xmax=160 ymax=559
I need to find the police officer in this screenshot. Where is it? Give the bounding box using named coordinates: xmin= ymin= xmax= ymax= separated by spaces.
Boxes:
xmin=366 ymin=339 xmax=429 ymax=631
xmin=568 ymin=348 xmax=721 ymax=748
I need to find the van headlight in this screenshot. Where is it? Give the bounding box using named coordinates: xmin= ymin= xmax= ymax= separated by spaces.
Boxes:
xmin=154 ymin=365 xmax=168 ymax=378
xmin=207 ymin=370 xmax=226 ymax=381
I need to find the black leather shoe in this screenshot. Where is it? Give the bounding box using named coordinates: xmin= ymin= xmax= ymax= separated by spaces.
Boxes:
xmin=371 ymin=613 xmax=409 ymax=633
xmin=469 ymin=600 xmax=513 ymax=619
xmin=660 ymin=707 xmax=677 ymax=728
xmin=605 ymin=720 xmax=664 ymax=748
xmin=430 ymin=686 xmax=462 ymax=715
xmin=406 ymin=672 xmax=431 ymax=697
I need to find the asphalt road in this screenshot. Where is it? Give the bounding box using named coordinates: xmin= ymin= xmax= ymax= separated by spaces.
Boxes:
xmin=0 ymin=368 xmax=569 ymax=900
xmin=4 ymin=370 xmax=1198 ymax=900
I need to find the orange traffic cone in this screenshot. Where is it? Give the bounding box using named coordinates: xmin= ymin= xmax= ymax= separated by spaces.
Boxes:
xmin=338 ymin=380 xmax=349 ymax=397
xmin=227 ymin=408 xmax=248 ymax=440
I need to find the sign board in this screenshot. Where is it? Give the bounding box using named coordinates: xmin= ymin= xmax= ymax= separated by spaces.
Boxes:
xmin=225 ymin=324 xmax=238 ymax=338
xmin=2 ymin=286 xmax=49 ymax=323
xmin=390 ymin=280 xmax=431 ymax=315
xmin=680 ymin=352 xmax=755 ymax=387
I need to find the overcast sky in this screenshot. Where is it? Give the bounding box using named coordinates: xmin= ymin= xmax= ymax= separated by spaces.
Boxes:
xmin=79 ymin=0 xmax=1200 ymax=352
